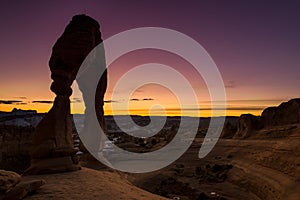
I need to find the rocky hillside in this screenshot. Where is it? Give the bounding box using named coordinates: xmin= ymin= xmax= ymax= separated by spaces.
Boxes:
xmin=1 ymin=99 xmax=300 ymax=199
xmin=128 ymin=99 xmax=300 ymax=200
xmin=230 ymin=98 xmax=300 ymax=139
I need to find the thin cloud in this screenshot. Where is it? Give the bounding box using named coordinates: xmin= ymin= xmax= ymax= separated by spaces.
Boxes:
xmin=32 ymin=100 xmax=54 ymax=104
xmin=226 ymin=99 xmax=284 ymax=103
xmin=225 ymin=81 xmax=237 ymax=89
xmin=15 ymin=102 xmax=27 ymax=105
xmin=104 ymin=100 xmax=118 ymax=103
xmin=14 ymin=96 xmax=27 ymax=99
xmin=201 ymin=107 xmax=265 ymax=111
xmin=130 ymin=98 xmax=154 ymax=101
xmin=115 ymin=107 xmax=265 ymax=113
xmin=71 ymin=98 xmax=82 ymax=103
xmin=166 ymin=107 xmax=265 ymax=111
xmin=199 ymin=99 xmax=285 ymax=103
xmin=108 ymin=88 xmax=144 ymax=95
xmin=0 ymin=100 xmax=23 ymax=105
xmin=143 ymin=98 xmax=154 ymax=101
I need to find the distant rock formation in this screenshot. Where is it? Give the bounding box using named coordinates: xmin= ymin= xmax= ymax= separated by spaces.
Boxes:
xmin=26 ymin=15 xmax=106 ymax=174
xmin=220 ymin=121 xmax=237 ymax=139
xmin=0 ymin=112 xmax=43 ymax=127
xmin=230 ymin=98 xmax=300 ymax=139
xmin=233 ymin=114 xmax=261 ymax=139
xmin=11 ymin=108 xmax=37 ymax=115
xmin=261 ymin=98 xmax=300 ymax=127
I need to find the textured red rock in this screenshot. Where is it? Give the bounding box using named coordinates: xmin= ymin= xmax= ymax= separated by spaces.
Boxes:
xmin=233 ymin=114 xmax=261 ymax=139
xmin=0 ymin=170 xmax=21 ymax=194
xmin=26 ymin=15 xmax=106 ymax=174
xmin=262 ymin=98 xmax=300 ymax=127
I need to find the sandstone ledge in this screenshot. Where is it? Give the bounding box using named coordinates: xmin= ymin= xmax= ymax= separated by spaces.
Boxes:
xmin=23 ymin=168 xmax=168 ymax=200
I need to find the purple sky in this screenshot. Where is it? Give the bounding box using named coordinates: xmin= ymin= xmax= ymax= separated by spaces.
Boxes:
xmin=0 ymin=1 xmax=300 ymax=115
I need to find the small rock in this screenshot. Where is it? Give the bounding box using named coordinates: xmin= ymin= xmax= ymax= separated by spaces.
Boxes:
xmin=0 ymin=170 xmax=21 ymax=193
xmin=4 ymin=179 xmax=45 ymax=200
xmin=197 ymin=192 xmax=209 ymax=200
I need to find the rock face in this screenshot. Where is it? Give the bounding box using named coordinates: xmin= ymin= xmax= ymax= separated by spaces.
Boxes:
xmin=0 ymin=170 xmax=21 ymax=193
xmin=49 ymin=15 xmax=103 ymax=97
xmin=261 ymin=98 xmax=300 ymax=127
xmin=229 ymin=99 xmax=300 ymax=139
xmin=233 ymin=114 xmax=261 ymax=139
xmin=220 ymin=121 xmax=237 ymax=139
xmin=0 ymin=170 xmax=45 ymax=200
xmin=26 ymin=15 xmax=106 ymax=174
xmin=0 ymin=125 xmax=33 ymax=173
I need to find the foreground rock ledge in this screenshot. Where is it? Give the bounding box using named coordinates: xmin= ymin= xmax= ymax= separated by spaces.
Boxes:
xmin=22 ymin=168 xmax=168 ymax=200
xmin=0 ymin=170 xmax=45 ymax=200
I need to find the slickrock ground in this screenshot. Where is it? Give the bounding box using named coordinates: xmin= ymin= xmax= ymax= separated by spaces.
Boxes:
xmin=22 ymin=168 xmax=168 ymax=200
xmin=129 ymin=124 xmax=300 ymax=200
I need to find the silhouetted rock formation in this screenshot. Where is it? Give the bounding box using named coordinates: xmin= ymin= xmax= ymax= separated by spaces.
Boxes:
xmin=0 ymin=109 xmax=42 ymax=127
xmin=233 ymin=114 xmax=261 ymax=139
xmin=0 ymin=125 xmax=33 ymax=173
xmin=228 ymin=99 xmax=300 ymax=139
xmin=26 ymin=15 xmax=105 ymax=174
xmin=261 ymin=98 xmax=300 ymax=127
xmin=220 ymin=121 xmax=237 ymax=139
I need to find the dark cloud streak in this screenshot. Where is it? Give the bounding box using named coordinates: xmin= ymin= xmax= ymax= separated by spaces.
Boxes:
xmin=130 ymin=98 xmax=154 ymax=101
xmin=167 ymin=107 xmax=265 ymax=111
xmin=32 ymin=100 xmax=53 ymax=104
xmin=71 ymin=98 xmax=82 ymax=103
xmin=104 ymin=100 xmax=118 ymax=103
xmin=0 ymin=100 xmax=23 ymax=105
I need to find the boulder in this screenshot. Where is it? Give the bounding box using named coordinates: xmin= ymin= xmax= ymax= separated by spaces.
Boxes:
xmin=3 ymin=180 xmax=45 ymax=200
xmin=0 ymin=170 xmax=21 ymax=194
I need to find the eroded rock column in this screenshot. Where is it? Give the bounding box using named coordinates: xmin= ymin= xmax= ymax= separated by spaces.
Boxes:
xmin=26 ymin=15 xmax=105 ymax=174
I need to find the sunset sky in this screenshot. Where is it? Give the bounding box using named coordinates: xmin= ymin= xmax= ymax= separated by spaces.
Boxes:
xmin=0 ymin=1 xmax=300 ymax=116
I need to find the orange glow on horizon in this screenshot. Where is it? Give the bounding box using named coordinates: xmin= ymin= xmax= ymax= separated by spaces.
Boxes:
xmin=1 ymin=102 xmax=265 ymax=117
